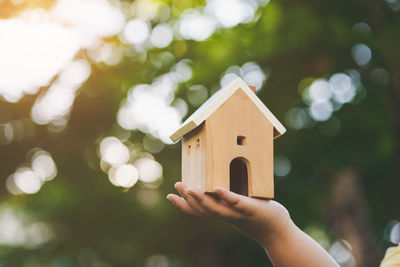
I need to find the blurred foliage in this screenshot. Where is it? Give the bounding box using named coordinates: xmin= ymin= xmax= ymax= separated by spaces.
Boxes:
xmin=0 ymin=0 xmax=400 ymax=266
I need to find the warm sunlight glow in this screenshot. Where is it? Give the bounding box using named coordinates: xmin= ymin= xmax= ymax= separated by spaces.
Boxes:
xmin=179 ymin=10 xmax=216 ymax=41
xmin=52 ymin=0 xmax=125 ymax=46
xmin=206 ymin=0 xmax=259 ymax=28
xmin=6 ymin=148 xmax=57 ymax=195
xmin=31 ymin=150 xmax=57 ymax=181
xmin=0 ymin=0 xmax=123 ymax=123
xmin=135 ymin=158 xmax=163 ymax=183
xmin=0 ymin=11 xmax=81 ymax=102
xmin=0 ymin=207 xmax=52 ymax=247
xmin=123 ymin=18 xmax=151 ymax=44
xmin=150 ymin=24 xmax=173 ymax=48
xmin=100 ymin=136 xmax=130 ymax=166
xmin=220 ymin=62 xmax=267 ymax=91
xmin=13 ymin=168 xmax=43 ymax=195
xmin=108 ymin=164 xmax=139 ymax=188
xmin=117 ymin=65 xmax=191 ymax=144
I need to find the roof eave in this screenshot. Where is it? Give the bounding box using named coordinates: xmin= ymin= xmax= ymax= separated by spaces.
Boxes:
xmin=169 ymin=120 xmax=198 ymax=142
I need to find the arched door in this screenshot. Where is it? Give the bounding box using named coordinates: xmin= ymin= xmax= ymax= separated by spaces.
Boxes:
xmin=229 ymin=158 xmax=249 ymax=196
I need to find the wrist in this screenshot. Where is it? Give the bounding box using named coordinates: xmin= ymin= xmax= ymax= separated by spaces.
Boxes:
xmin=259 ymin=211 xmax=294 ymax=248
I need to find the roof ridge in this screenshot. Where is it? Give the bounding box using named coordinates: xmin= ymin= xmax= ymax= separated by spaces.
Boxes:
xmin=169 ymin=77 xmax=286 ymax=142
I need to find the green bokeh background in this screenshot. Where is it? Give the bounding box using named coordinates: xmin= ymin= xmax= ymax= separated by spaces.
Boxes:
xmin=0 ymin=0 xmax=399 ymax=266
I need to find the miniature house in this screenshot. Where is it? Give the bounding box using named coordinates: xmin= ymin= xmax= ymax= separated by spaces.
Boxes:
xmin=170 ymin=78 xmax=286 ymax=199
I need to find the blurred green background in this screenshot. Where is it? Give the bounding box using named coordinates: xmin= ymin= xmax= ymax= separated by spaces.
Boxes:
xmin=0 ymin=0 xmax=399 ymax=266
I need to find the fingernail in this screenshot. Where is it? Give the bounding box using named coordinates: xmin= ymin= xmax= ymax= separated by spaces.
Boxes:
xmin=174 ymin=182 xmax=180 ymax=189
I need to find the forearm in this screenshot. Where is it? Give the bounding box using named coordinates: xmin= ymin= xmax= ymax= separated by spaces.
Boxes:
xmin=261 ymin=219 xmax=338 ymax=267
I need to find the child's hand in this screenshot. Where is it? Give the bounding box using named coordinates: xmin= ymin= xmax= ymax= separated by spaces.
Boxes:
xmin=167 ymin=182 xmax=291 ymax=246
xmin=167 ymin=182 xmax=338 ymax=267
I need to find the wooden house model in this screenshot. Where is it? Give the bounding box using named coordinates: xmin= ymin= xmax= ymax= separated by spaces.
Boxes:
xmin=170 ymin=78 xmax=286 ymax=199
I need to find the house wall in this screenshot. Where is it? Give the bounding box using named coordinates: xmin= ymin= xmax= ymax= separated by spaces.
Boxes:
xmin=181 ymin=122 xmax=207 ymax=191
xmin=204 ymin=88 xmax=274 ymax=198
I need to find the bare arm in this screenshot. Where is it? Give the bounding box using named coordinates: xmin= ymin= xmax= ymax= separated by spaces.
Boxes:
xmin=167 ymin=182 xmax=338 ymax=267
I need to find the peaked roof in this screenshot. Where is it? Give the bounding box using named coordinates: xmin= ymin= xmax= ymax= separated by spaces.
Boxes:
xmin=170 ymin=77 xmax=286 ymax=142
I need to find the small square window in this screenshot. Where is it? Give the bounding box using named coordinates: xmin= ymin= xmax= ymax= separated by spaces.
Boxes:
xmin=237 ymin=136 xmax=246 ymax=145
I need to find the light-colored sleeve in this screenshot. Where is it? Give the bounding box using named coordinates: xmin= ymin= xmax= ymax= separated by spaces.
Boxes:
xmin=380 ymin=244 xmax=400 ymax=267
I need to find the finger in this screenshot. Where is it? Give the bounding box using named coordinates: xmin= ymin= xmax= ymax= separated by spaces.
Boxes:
xmin=214 ymin=187 xmax=255 ymax=216
xmin=174 ymin=182 xmax=186 ymax=195
xmin=167 ymin=194 xmax=199 ymax=216
xmin=214 ymin=186 xmax=242 ymax=205
xmin=186 ymin=188 xmax=241 ymax=219
xmin=175 ymin=182 xmax=208 ymax=215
